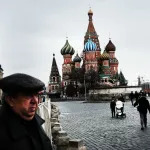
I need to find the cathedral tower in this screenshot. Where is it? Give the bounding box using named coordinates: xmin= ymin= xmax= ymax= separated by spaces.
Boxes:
xmin=84 ymin=9 xmax=101 ymax=52
xmin=73 ymin=53 xmax=81 ymax=68
xmin=105 ymin=39 xmax=119 ymax=76
xmin=48 ymin=54 xmax=61 ymax=97
xmin=61 ymin=38 xmax=75 ymax=86
xmin=83 ymin=9 xmax=101 ymax=72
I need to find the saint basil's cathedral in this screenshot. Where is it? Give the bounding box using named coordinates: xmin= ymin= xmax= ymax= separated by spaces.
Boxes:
xmin=48 ymin=9 xmax=127 ymax=95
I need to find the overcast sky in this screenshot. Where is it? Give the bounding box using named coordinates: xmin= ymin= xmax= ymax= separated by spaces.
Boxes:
xmin=0 ymin=0 xmax=150 ymax=86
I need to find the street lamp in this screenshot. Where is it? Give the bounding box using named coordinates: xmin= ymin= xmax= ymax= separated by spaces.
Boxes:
xmin=81 ymin=53 xmax=87 ymax=101
xmin=84 ymin=74 xmax=87 ymax=101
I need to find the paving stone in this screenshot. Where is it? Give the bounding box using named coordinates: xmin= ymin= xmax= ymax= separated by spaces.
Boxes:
xmin=53 ymin=99 xmax=150 ymax=150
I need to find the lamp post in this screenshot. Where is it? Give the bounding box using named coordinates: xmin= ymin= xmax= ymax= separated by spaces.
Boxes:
xmin=84 ymin=74 xmax=87 ymax=101
xmin=81 ymin=53 xmax=87 ymax=101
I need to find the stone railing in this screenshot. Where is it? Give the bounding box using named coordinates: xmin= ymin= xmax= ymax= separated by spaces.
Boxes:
xmin=37 ymin=97 xmax=87 ymax=150
xmin=37 ymin=98 xmax=52 ymax=139
xmin=51 ymin=103 xmax=87 ymax=150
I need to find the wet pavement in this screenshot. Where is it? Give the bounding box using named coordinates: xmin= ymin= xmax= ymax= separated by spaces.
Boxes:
xmin=53 ymin=99 xmax=150 ymax=150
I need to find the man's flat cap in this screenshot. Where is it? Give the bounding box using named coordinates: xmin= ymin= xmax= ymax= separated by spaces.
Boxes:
xmin=0 ymin=73 xmax=45 ymax=95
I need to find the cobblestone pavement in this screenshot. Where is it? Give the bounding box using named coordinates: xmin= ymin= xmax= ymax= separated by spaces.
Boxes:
xmin=54 ymin=99 xmax=150 ymax=150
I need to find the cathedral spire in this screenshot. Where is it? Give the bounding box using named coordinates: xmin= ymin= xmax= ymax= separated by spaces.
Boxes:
xmin=87 ymin=8 xmax=95 ymax=35
xmin=50 ymin=54 xmax=60 ymax=77
xmin=49 ymin=54 xmax=61 ymax=97
xmin=84 ymin=8 xmax=101 ymax=51
xmin=88 ymin=8 xmax=93 ymax=21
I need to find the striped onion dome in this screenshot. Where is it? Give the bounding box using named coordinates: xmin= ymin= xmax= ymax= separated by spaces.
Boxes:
xmin=110 ymin=58 xmax=118 ymax=63
xmin=84 ymin=39 xmax=97 ymax=51
xmin=105 ymin=39 xmax=116 ymax=52
xmin=73 ymin=53 xmax=81 ymax=62
xmin=61 ymin=40 xmax=75 ymax=55
xmin=100 ymin=50 xmax=109 ymax=60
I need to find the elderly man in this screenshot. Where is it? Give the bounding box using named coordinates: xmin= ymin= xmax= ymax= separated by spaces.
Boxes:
xmin=0 ymin=73 xmax=53 ymax=150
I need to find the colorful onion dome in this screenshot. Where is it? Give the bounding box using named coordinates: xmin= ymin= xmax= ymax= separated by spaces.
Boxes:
xmin=73 ymin=53 xmax=81 ymax=62
xmin=105 ymin=39 xmax=116 ymax=52
xmin=61 ymin=40 xmax=75 ymax=55
xmin=100 ymin=50 xmax=109 ymax=60
xmin=110 ymin=57 xmax=118 ymax=63
xmin=84 ymin=39 xmax=97 ymax=51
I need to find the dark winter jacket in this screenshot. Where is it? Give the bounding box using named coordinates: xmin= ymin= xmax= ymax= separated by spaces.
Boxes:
xmin=118 ymin=96 xmax=125 ymax=102
xmin=110 ymin=101 xmax=116 ymax=110
xmin=129 ymin=93 xmax=134 ymax=99
xmin=0 ymin=103 xmax=53 ymax=150
xmin=134 ymin=96 xmax=150 ymax=114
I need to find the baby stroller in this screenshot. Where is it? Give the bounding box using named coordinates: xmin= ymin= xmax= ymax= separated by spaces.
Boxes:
xmin=116 ymin=100 xmax=126 ymax=118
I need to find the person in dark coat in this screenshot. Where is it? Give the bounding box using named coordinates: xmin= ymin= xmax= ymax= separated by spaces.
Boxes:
xmin=129 ymin=91 xmax=134 ymax=105
xmin=134 ymin=91 xmax=139 ymax=102
xmin=118 ymin=94 xmax=125 ymax=102
xmin=0 ymin=73 xmax=53 ymax=150
xmin=134 ymin=92 xmax=150 ymax=130
xmin=43 ymin=95 xmax=46 ymax=102
xmin=110 ymin=96 xmax=116 ymax=118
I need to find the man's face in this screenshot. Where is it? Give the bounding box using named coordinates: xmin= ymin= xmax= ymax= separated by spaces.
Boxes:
xmin=7 ymin=93 xmax=39 ymax=121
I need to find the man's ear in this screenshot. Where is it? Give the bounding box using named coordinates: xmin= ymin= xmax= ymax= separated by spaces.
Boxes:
xmin=5 ymin=96 xmax=15 ymax=107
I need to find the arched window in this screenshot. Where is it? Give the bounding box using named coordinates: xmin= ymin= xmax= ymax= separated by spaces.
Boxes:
xmin=52 ymin=86 xmax=54 ymax=90
xmin=57 ymin=77 xmax=59 ymax=82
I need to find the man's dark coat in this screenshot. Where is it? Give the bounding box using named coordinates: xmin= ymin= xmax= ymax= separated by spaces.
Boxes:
xmin=134 ymin=96 xmax=150 ymax=114
xmin=0 ymin=104 xmax=53 ymax=150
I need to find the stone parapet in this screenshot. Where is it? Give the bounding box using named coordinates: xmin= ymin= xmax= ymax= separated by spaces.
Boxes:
xmin=51 ymin=102 xmax=87 ymax=150
xmin=68 ymin=139 xmax=87 ymax=150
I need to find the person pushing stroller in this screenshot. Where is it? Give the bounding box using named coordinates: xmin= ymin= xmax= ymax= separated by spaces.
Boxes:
xmin=115 ymin=94 xmax=126 ymax=118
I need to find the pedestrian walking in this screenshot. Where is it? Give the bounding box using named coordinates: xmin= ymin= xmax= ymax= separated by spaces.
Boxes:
xmin=134 ymin=91 xmax=139 ymax=102
xmin=134 ymin=92 xmax=150 ymax=130
xmin=129 ymin=91 xmax=134 ymax=105
xmin=110 ymin=96 xmax=116 ymax=118
xmin=0 ymin=73 xmax=53 ymax=150
xmin=43 ymin=95 xmax=46 ymax=102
